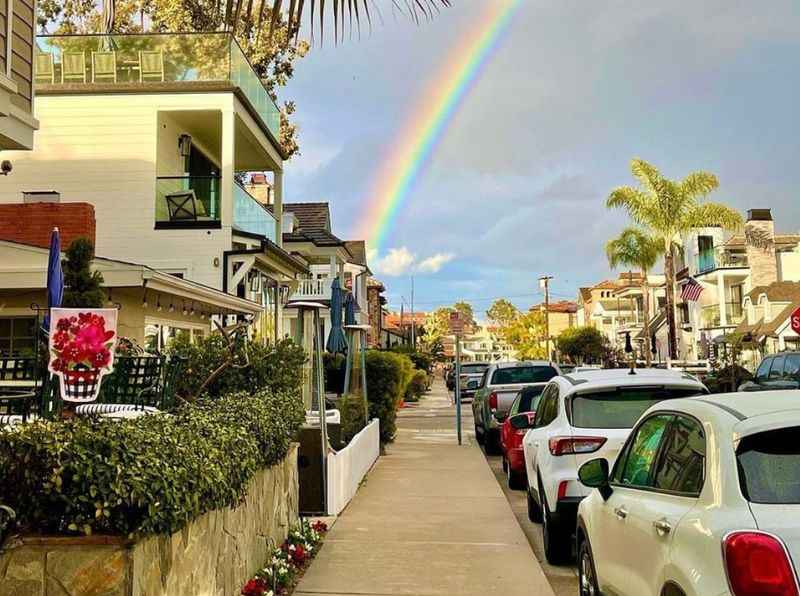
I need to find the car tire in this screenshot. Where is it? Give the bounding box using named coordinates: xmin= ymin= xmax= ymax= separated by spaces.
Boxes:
xmin=541 ymin=479 xmax=571 ymax=564
xmin=578 ymin=536 xmax=600 ymax=596
xmin=501 ymin=455 xmax=508 ymax=473
xmin=484 ymin=430 xmax=502 ymax=455
xmin=474 ymin=424 xmax=485 ymax=445
xmin=527 ymin=488 xmax=543 ymax=523
xmin=507 ymin=462 xmax=525 ymax=491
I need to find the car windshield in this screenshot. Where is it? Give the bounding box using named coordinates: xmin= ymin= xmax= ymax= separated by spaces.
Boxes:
xmin=737 ymin=427 xmax=800 ymax=504
xmin=518 ymin=386 xmax=545 ymax=413
xmin=460 ymin=364 xmax=488 ymax=374
xmin=491 ymin=366 xmax=557 ymax=385
xmin=570 ymin=387 xmax=703 ymax=429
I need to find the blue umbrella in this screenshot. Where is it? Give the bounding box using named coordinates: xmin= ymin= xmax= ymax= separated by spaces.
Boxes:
xmin=325 ymin=278 xmax=348 ymax=354
xmin=44 ymin=227 xmax=64 ymax=330
xmin=344 ymin=292 xmax=357 ymax=327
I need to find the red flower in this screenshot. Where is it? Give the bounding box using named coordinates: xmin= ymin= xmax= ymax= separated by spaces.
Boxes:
xmin=63 ymin=342 xmax=87 ymax=364
xmin=311 ymin=521 xmax=328 ymax=533
xmin=241 ymin=578 xmax=268 ymax=596
xmin=291 ymin=545 xmax=306 ymax=564
xmin=56 ymin=318 xmax=71 ymax=332
xmin=51 ymin=358 xmax=65 ymax=372
xmin=91 ymin=349 xmax=111 ymax=368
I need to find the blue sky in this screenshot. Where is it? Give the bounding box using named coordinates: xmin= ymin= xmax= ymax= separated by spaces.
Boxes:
xmin=281 ymin=0 xmax=800 ymax=316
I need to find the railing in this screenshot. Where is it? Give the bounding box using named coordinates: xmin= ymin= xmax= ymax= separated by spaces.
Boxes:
xmin=155 ymin=175 xmax=221 ymax=228
xmin=700 ymin=302 xmax=744 ymax=328
xmin=35 ymin=33 xmax=281 ymax=139
xmin=233 ymin=184 xmax=277 ymax=242
xmin=290 ymin=276 xmax=333 ymax=302
xmin=696 ymin=249 xmax=749 ymax=274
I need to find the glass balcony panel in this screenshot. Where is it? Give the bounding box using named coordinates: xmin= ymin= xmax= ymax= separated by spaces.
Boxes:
xmin=155 ymin=176 xmax=221 ymax=227
xmin=233 ymin=184 xmax=277 ymax=242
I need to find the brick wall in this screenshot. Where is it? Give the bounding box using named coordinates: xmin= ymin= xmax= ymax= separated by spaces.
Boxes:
xmin=0 ymin=203 xmax=96 ymax=249
xmin=367 ymin=286 xmax=382 ymax=348
xmin=745 ymin=210 xmax=778 ymax=288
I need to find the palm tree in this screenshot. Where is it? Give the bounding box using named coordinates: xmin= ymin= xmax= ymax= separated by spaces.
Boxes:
xmin=605 ymin=228 xmax=662 ymax=366
xmin=606 ymin=159 xmax=743 ymax=360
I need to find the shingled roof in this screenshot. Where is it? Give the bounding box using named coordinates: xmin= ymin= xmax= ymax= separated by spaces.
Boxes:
xmin=344 ymin=240 xmax=368 ymax=268
xmin=277 ymin=202 xmax=331 ymax=232
xmin=746 ymin=281 xmax=800 ymax=303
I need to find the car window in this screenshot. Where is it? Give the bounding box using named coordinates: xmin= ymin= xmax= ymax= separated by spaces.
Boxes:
xmin=570 ymin=387 xmax=704 ymax=429
xmin=737 ymin=427 xmax=800 ymax=504
xmin=509 ymin=394 xmax=522 ymax=417
xmin=491 ymin=366 xmax=558 ymax=385
xmin=615 ymin=414 xmax=673 ymax=488
xmin=755 ymin=358 xmax=772 ymax=382
xmin=461 ymin=364 xmax=488 ymax=374
xmin=784 ymin=355 xmax=800 ymax=380
xmin=518 ymin=386 xmax=545 ymax=414
xmin=535 ymin=385 xmax=558 ymax=427
xmin=651 ymin=416 xmax=706 ymax=495
xmin=769 ymin=355 xmax=786 ymax=380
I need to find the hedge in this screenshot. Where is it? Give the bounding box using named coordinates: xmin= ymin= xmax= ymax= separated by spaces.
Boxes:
xmin=0 ymin=389 xmax=305 ymax=538
xmin=365 ymin=351 xmax=415 ymax=443
xmin=338 ymin=394 xmax=368 ymax=445
xmin=404 ymin=370 xmax=429 ymax=403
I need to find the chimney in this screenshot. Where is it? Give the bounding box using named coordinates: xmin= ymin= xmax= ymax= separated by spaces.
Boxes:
xmin=745 ymin=208 xmax=778 ymax=287
xmin=23 ymin=191 xmax=61 ymax=203
xmin=244 ymin=173 xmax=272 ymax=205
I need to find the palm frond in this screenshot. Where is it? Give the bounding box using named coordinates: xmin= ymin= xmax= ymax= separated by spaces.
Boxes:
xmin=630 ymin=158 xmax=662 ymax=197
xmin=681 ymin=202 xmax=743 ymax=233
xmin=680 ymin=171 xmax=719 ymax=199
xmin=606 ymin=227 xmax=662 ymax=272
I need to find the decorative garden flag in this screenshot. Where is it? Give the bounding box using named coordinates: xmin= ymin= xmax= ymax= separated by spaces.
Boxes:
xmin=48 ymin=308 xmax=119 ymax=403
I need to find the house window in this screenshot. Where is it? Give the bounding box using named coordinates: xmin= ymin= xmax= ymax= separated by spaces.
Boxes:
xmin=0 ymin=317 xmax=36 ymax=356
xmin=698 ymin=235 xmax=715 ymax=272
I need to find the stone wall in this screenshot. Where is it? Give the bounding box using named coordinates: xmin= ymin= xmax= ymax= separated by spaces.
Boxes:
xmin=0 ymin=444 xmax=298 ymax=596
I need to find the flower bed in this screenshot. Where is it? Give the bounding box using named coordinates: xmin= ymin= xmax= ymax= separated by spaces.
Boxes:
xmin=242 ymin=519 xmax=329 ymax=596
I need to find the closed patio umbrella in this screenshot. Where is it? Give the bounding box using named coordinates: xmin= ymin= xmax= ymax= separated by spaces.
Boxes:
xmin=344 ymin=292 xmax=357 ymax=327
xmin=44 ymin=227 xmax=63 ymax=331
xmin=325 ymin=278 xmax=348 ymax=354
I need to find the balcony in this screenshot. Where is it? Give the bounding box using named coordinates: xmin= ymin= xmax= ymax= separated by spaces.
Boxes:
xmin=234 ymin=184 xmax=277 ymax=243
xmin=696 ymin=248 xmax=749 ymax=275
xmin=290 ymin=276 xmax=334 ymax=302
xmin=35 ymin=32 xmax=280 ymax=139
xmin=700 ymin=302 xmax=744 ymax=328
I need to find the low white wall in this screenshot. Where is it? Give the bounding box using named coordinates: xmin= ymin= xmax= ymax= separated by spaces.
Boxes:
xmin=326 ymin=419 xmax=380 ymax=515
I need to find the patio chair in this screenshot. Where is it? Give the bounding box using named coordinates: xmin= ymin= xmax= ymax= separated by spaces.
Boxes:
xmin=139 ymin=50 xmax=165 ymax=82
xmin=91 ymin=51 xmax=117 ymax=83
xmin=35 ymin=52 xmax=55 ymax=84
xmin=61 ymin=52 xmax=87 ymax=83
xmin=165 ymin=190 xmax=199 ymax=222
xmin=74 ymin=355 xmax=164 ymax=418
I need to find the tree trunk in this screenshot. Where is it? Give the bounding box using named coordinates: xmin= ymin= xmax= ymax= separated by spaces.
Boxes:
xmin=664 ymin=245 xmax=679 ymax=360
xmin=641 ymin=270 xmax=652 ymax=367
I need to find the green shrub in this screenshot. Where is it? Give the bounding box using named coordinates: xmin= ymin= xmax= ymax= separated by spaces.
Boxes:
xmin=405 ymin=370 xmax=429 ymax=402
xmin=365 ymin=351 xmax=414 ymax=443
xmin=167 ymin=335 xmax=305 ymax=400
xmin=0 ymin=389 xmax=304 ymax=538
xmin=338 ymin=394 xmax=368 ymax=445
xmin=323 ymin=352 xmax=346 ymax=395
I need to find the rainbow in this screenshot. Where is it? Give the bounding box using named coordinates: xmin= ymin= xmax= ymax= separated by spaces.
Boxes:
xmin=356 ymin=0 xmax=524 ymax=254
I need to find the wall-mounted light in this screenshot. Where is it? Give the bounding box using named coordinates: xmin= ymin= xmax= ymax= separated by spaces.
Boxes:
xmin=213 ymin=257 xmax=220 ymax=268
xmin=178 ymin=134 xmax=192 ymax=158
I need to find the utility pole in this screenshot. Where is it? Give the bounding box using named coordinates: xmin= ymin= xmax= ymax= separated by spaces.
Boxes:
xmin=400 ymin=301 xmax=405 ymax=344
xmin=410 ymin=276 xmax=416 ymax=351
xmin=539 ymin=276 xmax=553 ymax=360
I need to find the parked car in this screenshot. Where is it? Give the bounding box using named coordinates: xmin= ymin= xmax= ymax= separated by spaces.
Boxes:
xmin=521 ymin=368 xmax=707 ymax=564
xmin=472 ymin=361 xmax=560 ymax=454
xmin=738 ymin=351 xmax=800 ymax=391
xmin=457 ymin=362 xmax=489 ymax=401
xmin=500 ymin=386 xmax=545 ymax=490
xmin=576 ymin=390 xmax=800 ymax=596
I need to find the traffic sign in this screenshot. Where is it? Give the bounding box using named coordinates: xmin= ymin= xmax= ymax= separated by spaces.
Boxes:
xmin=791 ymin=306 xmax=800 ymax=334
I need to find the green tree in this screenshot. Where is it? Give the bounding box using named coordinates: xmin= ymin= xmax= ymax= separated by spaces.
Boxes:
xmin=503 ymin=310 xmax=547 ymax=361
xmin=421 ymin=307 xmax=452 ymax=350
xmin=605 ymin=227 xmax=662 ymax=366
xmin=556 ymin=326 xmax=607 ymax=364
xmin=62 ymin=238 xmax=105 ymax=308
xmin=486 ymin=299 xmax=519 ymax=329
xmin=607 ymin=159 xmax=743 ymax=359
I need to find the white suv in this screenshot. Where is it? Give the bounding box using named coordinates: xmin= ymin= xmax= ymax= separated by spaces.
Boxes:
xmin=576 ymin=390 xmax=800 ymax=596
xmin=521 ymin=368 xmax=707 ymax=564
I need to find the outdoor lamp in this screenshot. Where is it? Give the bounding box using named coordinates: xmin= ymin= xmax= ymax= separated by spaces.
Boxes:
xmin=178 ymin=134 xmax=192 ymax=158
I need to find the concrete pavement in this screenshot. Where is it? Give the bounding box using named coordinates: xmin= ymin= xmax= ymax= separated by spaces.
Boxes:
xmin=295 ymin=381 xmax=556 ymax=596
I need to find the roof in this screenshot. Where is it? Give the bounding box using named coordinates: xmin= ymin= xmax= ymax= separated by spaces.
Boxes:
xmin=531 ymin=300 xmax=578 ymax=314
xmin=746 ymin=281 xmax=800 ymax=303
xmin=368 ymin=277 xmax=385 ymax=291
xmin=579 ymin=287 xmax=592 ymax=302
xmin=724 ymin=234 xmax=800 ymax=248
xmin=344 ymin=240 xmax=368 ymax=268
xmin=273 ymin=202 xmax=331 ymax=232
xmin=283 ymin=228 xmax=346 ymax=247
xmin=558 ymin=368 xmax=704 ymax=393
xmin=384 ymin=312 xmax=427 ymax=329
xmin=760 ymin=302 xmax=800 ymax=337
xmin=690 ymin=391 xmax=800 ymax=421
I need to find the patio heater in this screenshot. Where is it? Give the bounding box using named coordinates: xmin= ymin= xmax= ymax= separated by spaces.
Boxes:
xmin=343 ymin=324 xmax=371 ymax=425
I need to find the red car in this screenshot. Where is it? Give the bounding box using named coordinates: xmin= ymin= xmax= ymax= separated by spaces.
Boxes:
xmin=500 ymin=386 xmax=545 ymax=490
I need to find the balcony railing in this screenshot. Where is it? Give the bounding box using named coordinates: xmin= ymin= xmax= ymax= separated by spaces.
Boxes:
xmin=155 ymin=175 xmax=221 ymax=228
xmin=234 ymin=184 xmax=277 ymax=243
xmin=290 ymin=276 xmax=333 ymax=302
xmin=700 ymin=302 xmax=744 ymax=328
xmin=35 ymin=33 xmax=280 ymax=139
xmin=696 ymin=248 xmax=749 ymax=274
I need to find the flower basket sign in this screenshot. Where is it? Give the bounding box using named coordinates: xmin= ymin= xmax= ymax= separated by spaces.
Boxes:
xmin=48 ymin=308 xmax=119 ymax=403
xmin=792 ymin=306 xmax=800 ymax=335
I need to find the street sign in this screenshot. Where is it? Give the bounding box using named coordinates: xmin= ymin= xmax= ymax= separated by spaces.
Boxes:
xmin=791 ymin=306 xmax=800 ymax=334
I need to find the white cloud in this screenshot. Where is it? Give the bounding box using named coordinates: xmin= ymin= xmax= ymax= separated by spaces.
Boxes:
xmin=372 ymin=247 xmax=455 ymax=276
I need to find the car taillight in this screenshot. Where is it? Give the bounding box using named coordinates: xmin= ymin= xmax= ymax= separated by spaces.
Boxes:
xmin=548 ymin=436 xmax=607 ymax=456
xmin=489 ymin=392 xmax=498 ymax=410
xmin=724 ymin=531 xmax=799 ymax=596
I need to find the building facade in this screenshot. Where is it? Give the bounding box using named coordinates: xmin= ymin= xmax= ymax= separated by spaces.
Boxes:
xmin=0 ymin=0 xmax=38 ymax=150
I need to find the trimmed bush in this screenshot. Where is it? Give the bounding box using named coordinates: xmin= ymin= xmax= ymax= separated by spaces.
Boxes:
xmin=167 ymin=336 xmax=305 ymax=399
xmin=338 ymin=394 xmax=368 ymax=445
xmin=365 ymin=351 xmax=414 ymax=443
xmin=404 ymin=370 xmax=429 ymax=403
xmin=0 ymin=389 xmax=305 ymax=537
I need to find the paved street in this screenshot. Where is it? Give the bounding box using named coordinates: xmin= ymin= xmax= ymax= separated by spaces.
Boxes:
xmin=295 ymin=381 xmax=556 ymax=595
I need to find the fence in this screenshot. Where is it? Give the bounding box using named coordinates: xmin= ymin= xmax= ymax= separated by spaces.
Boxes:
xmin=326 ymin=418 xmax=380 ymax=515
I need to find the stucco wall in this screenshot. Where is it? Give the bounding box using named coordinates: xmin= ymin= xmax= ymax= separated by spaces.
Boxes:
xmin=0 ymin=444 xmax=298 ymax=596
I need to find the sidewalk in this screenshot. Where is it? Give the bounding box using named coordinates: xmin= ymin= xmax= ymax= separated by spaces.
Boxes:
xmin=295 ymin=381 xmax=556 ymax=596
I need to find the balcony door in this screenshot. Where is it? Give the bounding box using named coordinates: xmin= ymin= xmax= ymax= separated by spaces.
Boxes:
xmin=186 ymin=144 xmax=219 ymax=218
xmin=697 ymin=236 xmax=714 ymax=272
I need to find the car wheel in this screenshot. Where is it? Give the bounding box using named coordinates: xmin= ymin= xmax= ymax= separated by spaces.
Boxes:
xmin=507 ymin=460 xmax=525 ymax=490
xmin=474 ymin=424 xmax=485 ymax=445
xmin=541 ymin=480 xmax=571 ymax=564
xmin=484 ymin=430 xmax=502 ymax=455
xmin=527 ymin=488 xmax=543 ymax=523
xmin=578 ymin=537 xmax=600 ymax=596
xmin=501 ymin=455 xmax=508 ymax=473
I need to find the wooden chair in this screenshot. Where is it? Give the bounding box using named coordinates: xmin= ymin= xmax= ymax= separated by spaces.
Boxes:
xmin=91 ymin=51 xmax=117 ymax=83
xmin=35 ymin=52 xmax=55 ymax=84
xmin=61 ymin=52 xmax=87 ymax=83
xmin=165 ymin=190 xmax=199 ymax=222
xmin=139 ymin=50 xmax=165 ymax=82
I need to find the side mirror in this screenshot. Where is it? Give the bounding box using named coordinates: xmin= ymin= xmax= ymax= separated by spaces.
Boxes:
xmin=509 ymin=413 xmax=534 ymax=430
xmin=466 ymin=380 xmax=479 ymax=390
xmin=578 ymin=458 xmax=612 ymax=500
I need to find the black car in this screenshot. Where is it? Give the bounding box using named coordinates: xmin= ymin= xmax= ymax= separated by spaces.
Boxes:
xmin=739 ymin=352 xmax=800 ymax=391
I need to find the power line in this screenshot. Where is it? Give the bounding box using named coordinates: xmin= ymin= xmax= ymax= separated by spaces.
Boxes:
xmin=383 ymin=289 xmax=577 ymax=309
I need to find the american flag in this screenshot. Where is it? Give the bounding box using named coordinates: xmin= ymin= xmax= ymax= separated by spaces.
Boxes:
xmin=680 ymin=277 xmax=704 ymax=302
